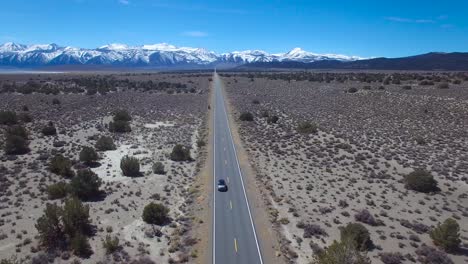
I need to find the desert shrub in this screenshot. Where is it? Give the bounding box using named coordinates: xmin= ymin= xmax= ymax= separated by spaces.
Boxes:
xmin=239 ymin=112 xmax=254 ymax=121
xmin=47 ymin=182 xmax=69 ymax=199
xmin=62 ymin=196 xmax=92 ymax=237
xmin=31 ymin=253 xmax=49 ymax=264
xmin=102 ymin=235 xmax=120 ymax=254
xmin=152 ymin=162 xmax=165 ymax=175
xmin=70 ymin=169 xmax=102 ymax=200
xmin=4 ymin=132 xmax=29 ymax=155
xmin=113 ymin=109 xmax=132 ymax=122
xmin=404 ymin=169 xmax=438 ymax=193
xmin=252 ymin=99 xmax=260 ymax=104
xmin=79 ymin=146 xmax=98 ymax=165
xmin=0 ymin=111 xmax=17 ymax=125
xmin=347 ymin=87 xmax=358 ymax=93
xmin=402 ymin=85 xmax=412 ymax=90
xmin=437 ymin=82 xmax=450 ymax=89
xmin=297 ymin=121 xmax=318 ymax=134
xmin=4 ymin=125 xmax=29 ymax=155
xmin=120 ymin=155 xmax=140 ymax=177
xmin=380 ymin=252 xmax=404 ymax=264
xmin=303 ymin=224 xmax=327 ymax=238
xmin=52 ymin=98 xmax=61 ymax=105
xmin=419 ymin=80 xmax=434 ymax=85
xmin=129 ymin=257 xmax=156 ymax=264
xmin=354 ymin=209 xmax=380 ymax=226
xmin=415 ymin=136 xmax=427 ymax=145
xmin=267 ymin=115 xmax=279 ymax=124
xmin=70 ymin=232 xmax=92 ymax=257
xmin=109 ymin=120 xmax=131 ymax=133
xmin=313 ymin=238 xmax=371 ymax=264
xmin=41 ymin=122 xmax=57 ymax=136
xmin=415 ymin=245 xmax=453 ymax=264
xmin=452 ymin=79 xmax=461 ymax=84
xmin=35 ymin=203 xmax=64 ymax=250
xmin=340 ymin=223 xmax=373 ymax=251
xmin=95 ymin=136 xmax=116 ymax=151
xmin=142 ymin=202 xmax=170 ymax=225
xmin=49 ymin=155 xmax=75 ymax=178
xmin=196 ymin=139 xmax=206 ymax=148
xmin=430 ymin=218 xmax=461 ymax=252
xmin=170 ymin=144 xmax=192 ymax=161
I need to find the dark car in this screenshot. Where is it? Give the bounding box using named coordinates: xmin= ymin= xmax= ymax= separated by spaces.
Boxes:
xmin=217 ymin=179 xmax=228 ymax=192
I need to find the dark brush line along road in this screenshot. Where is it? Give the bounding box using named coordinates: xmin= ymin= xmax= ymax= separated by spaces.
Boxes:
xmin=212 ymin=72 xmax=264 ymax=264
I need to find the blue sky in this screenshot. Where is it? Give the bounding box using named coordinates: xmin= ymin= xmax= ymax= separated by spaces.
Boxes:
xmin=1 ymin=0 xmax=467 ymax=57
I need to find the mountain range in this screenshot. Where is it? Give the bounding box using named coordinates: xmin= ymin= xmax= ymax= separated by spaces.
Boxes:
xmin=0 ymin=42 xmax=362 ymax=68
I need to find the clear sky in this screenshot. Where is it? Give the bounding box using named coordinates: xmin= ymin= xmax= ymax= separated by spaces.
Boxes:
xmin=1 ymin=0 xmax=467 ymax=58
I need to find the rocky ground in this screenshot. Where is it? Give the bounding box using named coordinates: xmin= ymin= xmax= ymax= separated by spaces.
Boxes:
xmin=222 ymin=72 xmax=468 ymax=264
xmin=0 ymin=72 xmax=210 ymax=263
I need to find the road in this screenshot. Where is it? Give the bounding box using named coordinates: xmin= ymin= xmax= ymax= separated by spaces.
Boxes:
xmin=212 ymin=72 xmax=264 ymax=264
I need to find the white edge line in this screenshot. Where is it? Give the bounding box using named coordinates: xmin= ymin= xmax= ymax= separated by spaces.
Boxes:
xmin=212 ymin=74 xmax=216 ymax=264
xmin=218 ymin=73 xmax=264 ymax=264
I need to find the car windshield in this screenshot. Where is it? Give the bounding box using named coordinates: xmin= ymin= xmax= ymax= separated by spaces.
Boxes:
xmin=218 ymin=179 xmax=225 ymax=185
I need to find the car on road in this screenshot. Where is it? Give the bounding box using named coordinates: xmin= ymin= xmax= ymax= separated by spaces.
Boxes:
xmin=217 ymin=179 xmax=228 ymax=192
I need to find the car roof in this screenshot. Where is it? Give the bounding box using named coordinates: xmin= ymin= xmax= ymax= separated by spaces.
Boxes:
xmin=218 ymin=179 xmax=226 ymax=184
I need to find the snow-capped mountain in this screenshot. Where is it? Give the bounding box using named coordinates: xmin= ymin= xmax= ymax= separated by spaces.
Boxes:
xmin=0 ymin=42 xmax=363 ymax=68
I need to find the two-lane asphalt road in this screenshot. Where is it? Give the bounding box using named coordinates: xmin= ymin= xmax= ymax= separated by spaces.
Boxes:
xmin=212 ymin=72 xmax=264 ymax=264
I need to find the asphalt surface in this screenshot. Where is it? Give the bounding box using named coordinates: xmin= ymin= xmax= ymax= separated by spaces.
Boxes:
xmin=212 ymin=72 xmax=264 ymax=264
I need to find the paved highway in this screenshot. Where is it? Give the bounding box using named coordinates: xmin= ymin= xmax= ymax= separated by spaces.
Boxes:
xmin=212 ymin=72 xmax=264 ymax=264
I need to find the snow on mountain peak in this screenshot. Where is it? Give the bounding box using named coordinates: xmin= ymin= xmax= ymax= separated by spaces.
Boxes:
xmin=99 ymin=43 xmax=130 ymax=51
xmin=0 ymin=42 xmax=363 ymax=67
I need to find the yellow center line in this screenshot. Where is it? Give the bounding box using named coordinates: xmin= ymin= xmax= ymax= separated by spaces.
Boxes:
xmin=234 ymin=238 xmax=238 ymax=253
xmin=230 ymin=200 xmax=233 ymax=210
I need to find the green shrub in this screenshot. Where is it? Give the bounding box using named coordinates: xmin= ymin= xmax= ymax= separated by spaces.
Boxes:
xmin=297 ymin=121 xmax=318 ymax=134
xmin=79 ymin=146 xmax=98 ymax=165
xmin=196 ymin=139 xmax=206 ymax=148
xmin=4 ymin=134 xmax=29 ymax=155
xmin=430 ymin=218 xmax=461 ymax=252
xmin=47 ymin=182 xmax=69 ymax=199
xmin=313 ymin=238 xmax=371 ymax=264
xmin=437 ymin=82 xmax=450 ymax=89
xmin=347 ymin=87 xmax=358 ymax=93
xmin=142 ymin=202 xmax=170 ymax=225
xmin=95 ymin=136 xmax=116 ymax=151
xmin=152 ymin=162 xmax=165 ymax=175
xmin=0 ymin=111 xmax=18 ymax=125
xmin=62 ymin=196 xmax=92 ymax=237
xmin=340 ymin=223 xmax=373 ymax=251
xmin=103 ymin=235 xmax=120 ymax=254
xmin=70 ymin=169 xmax=102 ymax=200
xmin=267 ymin=115 xmax=279 ymax=124
xmin=404 ymin=169 xmax=438 ymax=193
xmin=170 ymin=144 xmax=192 ymax=161
xmin=239 ymin=112 xmax=254 ymax=121
xmin=113 ymin=109 xmax=132 ymax=122
xmin=35 ymin=203 xmax=64 ymax=249
xmin=120 ymin=155 xmax=140 ymax=177
xmin=70 ymin=232 xmax=92 ymax=257
xmin=49 ymin=155 xmax=75 ymax=178
xmin=109 ymin=120 xmax=131 ymax=133
xmin=41 ymin=122 xmax=57 ymax=136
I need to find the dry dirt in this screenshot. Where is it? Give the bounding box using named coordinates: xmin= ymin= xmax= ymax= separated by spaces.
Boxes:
xmin=0 ymin=72 xmax=210 ymax=263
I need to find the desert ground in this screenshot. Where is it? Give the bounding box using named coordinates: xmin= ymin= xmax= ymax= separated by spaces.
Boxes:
xmin=0 ymin=72 xmax=210 ymax=263
xmin=221 ymin=71 xmax=468 ymax=264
